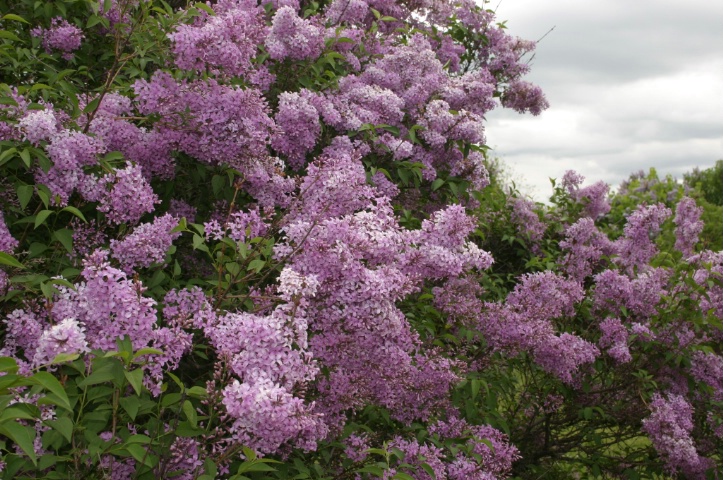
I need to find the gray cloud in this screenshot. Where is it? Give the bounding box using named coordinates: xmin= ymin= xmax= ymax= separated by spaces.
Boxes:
xmin=485 ymin=0 xmax=723 ymax=201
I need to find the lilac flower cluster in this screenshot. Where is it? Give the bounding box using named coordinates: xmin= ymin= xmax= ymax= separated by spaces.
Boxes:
xmin=31 ymin=17 xmax=84 ymax=60
xmin=266 ymin=7 xmax=325 ymax=61
xmin=598 ymin=317 xmax=631 ymax=363
xmin=169 ymin=0 xmax=267 ymax=77
xmin=642 ymin=393 xmax=714 ymax=478
xmin=96 ymin=164 xmax=159 ymax=224
xmin=271 ymin=91 xmax=320 ymax=168
xmin=0 ymin=211 xmax=18 ymax=253
xmin=559 ymin=218 xmax=613 ymax=281
xmin=501 ymin=80 xmax=549 ymax=116
xmin=111 ymin=214 xmax=180 ymax=272
xmin=32 ymin=318 xmax=89 ymax=366
xmin=613 ymin=203 xmax=671 ymax=273
xmin=561 ymin=170 xmax=611 ymax=219
xmin=479 ymin=272 xmax=598 ymax=383
xmin=508 ymin=197 xmax=545 ymax=250
xmin=17 ymin=109 xmax=59 ymax=145
xmin=674 ymin=196 xmax=703 ymax=257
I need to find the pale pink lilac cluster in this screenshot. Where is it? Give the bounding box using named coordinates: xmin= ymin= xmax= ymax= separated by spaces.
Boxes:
xmin=17 ymin=109 xmax=59 ymax=145
xmin=32 ymin=318 xmax=89 ymax=366
xmin=561 ymin=170 xmax=611 ymax=219
xmin=593 ymin=268 xmax=670 ymax=321
xmin=428 ymin=416 xmax=520 ymax=478
xmin=38 ymin=129 xmax=104 ymax=205
xmin=688 ymin=251 xmax=723 ymax=325
xmin=47 ymin=251 xmax=191 ymax=392
xmin=87 ymin=93 xmax=175 ymax=179
xmin=690 ymin=351 xmax=723 ymax=401
xmin=271 ymin=91 xmax=321 ymax=168
xmin=1 ymin=309 xmax=48 ymax=373
xmin=342 ymin=433 xmax=370 ymax=462
xmin=31 ymin=17 xmax=84 ymax=60
xmin=203 ymin=208 xmax=268 ymax=244
xmin=203 ymin=268 xmax=327 ymax=452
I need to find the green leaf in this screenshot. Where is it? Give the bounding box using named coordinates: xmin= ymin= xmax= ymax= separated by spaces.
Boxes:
xmin=393 ymin=474 xmax=416 ymax=480
xmin=0 ymin=404 xmax=39 ymax=422
xmin=126 ymin=434 xmax=152 ymax=444
xmin=119 ymin=396 xmax=140 ymax=421
xmin=30 ymin=372 xmax=72 ymax=411
xmin=125 ymin=443 xmax=157 ymax=468
xmin=357 ymin=466 xmax=385 ymax=475
xmin=45 ymin=417 xmax=73 ymax=443
xmin=124 ymin=369 xmax=144 ymax=396
xmin=53 ymin=229 xmax=73 ymax=254
xmin=0 ymin=252 xmax=24 ymax=269
xmin=182 ymin=400 xmax=197 ymax=428
xmin=0 ymin=147 xmax=17 ymax=166
xmin=187 ymin=386 xmax=208 ymax=399
xmin=19 ymin=148 xmax=31 ymax=168
xmin=16 ymin=185 xmax=33 ymax=210
xmin=0 ymin=30 xmax=22 ymax=42
xmin=50 ymin=353 xmax=79 ymax=365
xmin=247 ymin=259 xmax=265 ymax=273
xmin=0 ymin=357 xmax=19 ymax=373
xmin=34 ymin=209 xmax=53 ymax=229
xmin=471 ymin=378 xmax=481 ymax=399
xmin=194 ymin=2 xmax=216 ymax=15
xmin=431 ymin=178 xmax=445 ymax=191
xmin=82 ymin=97 xmax=101 ymax=115
xmin=0 ymin=421 xmax=37 ymax=464
xmin=132 ymin=348 xmax=163 ymax=361
xmin=2 ymin=14 xmax=30 ymax=24
xmin=236 ymin=460 xmax=279 ymax=473
xmin=40 ymin=281 xmax=58 ymax=299
xmin=77 ymin=361 xmax=120 ymax=387
xmin=60 ymin=206 xmax=86 ymax=223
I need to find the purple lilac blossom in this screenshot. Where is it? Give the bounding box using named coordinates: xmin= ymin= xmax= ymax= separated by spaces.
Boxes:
xmin=500 ymin=80 xmax=549 ymax=116
xmin=642 ymin=393 xmax=714 ymax=479
xmin=95 ymin=163 xmax=159 ymax=224
xmin=598 ymin=317 xmax=631 ymax=363
xmin=613 ymin=204 xmax=672 ymax=274
xmin=31 ymin=17 xmax=84 ymax=60
xmin=265 ymin=7 xmax=325 ymax=61
xmin=169 ymin=0 xmax=267 ymax=77
xmin=559 ymin=218 xmax=614 ymax=282
xmin=0 ymin=211 xmax=18 ymax=253
xmin=271 ymin=91 xmax=320 ymax=168
xmin=674 ymin=196 xmax=703 ymax=257
xmin=111 ymin=214 xmax=180 ymax=273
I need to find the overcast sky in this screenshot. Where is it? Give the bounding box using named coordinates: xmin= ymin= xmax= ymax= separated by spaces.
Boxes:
xmin=484 ymin=0 xmax=723 ymax=201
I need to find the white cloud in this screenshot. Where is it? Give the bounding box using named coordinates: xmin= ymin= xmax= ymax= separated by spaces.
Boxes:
xmin=485 ymin=0 xmax=723 ymax=201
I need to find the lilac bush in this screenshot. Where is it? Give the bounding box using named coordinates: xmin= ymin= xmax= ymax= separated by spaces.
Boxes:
xmin=0 ymin=0 xmax=720 ymax=478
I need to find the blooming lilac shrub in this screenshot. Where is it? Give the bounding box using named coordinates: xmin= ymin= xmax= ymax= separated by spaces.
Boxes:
xmin=0 ymin=0 xmax=720 ymax=478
